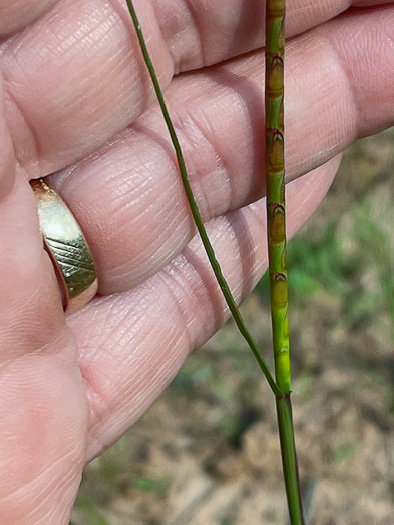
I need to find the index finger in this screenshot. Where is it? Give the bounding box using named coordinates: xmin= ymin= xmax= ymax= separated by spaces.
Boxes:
xmin=2 ymin=0 xmax=392 ymax=177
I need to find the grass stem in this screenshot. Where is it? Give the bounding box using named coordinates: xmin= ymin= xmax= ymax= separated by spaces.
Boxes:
xmin=276 ymin=395 xmax=305 ymax=524
xmin=266 ymin=1 xmax=305 ymax=522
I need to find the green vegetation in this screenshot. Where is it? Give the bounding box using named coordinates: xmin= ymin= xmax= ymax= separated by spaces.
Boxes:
xmin=72 ymin=494 xmax=109 ymax=525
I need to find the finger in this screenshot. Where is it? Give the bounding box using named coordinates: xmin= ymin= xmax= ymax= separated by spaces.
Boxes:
xmin=2 ymin=0 xmax=389 ymax=176
xmin=67 ymin=155 xmax=340 ymax=459
xmin=0 ymin=180 xmax=86 ymax=519
xmin=0 ymin=0 xmax=58 ymax=38
xmin=0 ymin=91 xmax=87 ymax=521
xmin=50 ymin=7 xmax=394 ymax=295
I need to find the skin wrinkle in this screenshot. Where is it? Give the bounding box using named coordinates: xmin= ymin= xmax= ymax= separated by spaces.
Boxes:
xmin=230 ymin=3 xmax=266 ymax=62
xmin=230 ymin=213 xmax=264 ymax=301
xmin=85 ymin=324 xmax=187 ymax=458
xmin=81 ymin=259 xmax=207 ymax=433
xmin=172 ymin=251 xmax=218 ymax=337
xmin=0 ymin=1 xmax=59 ymax=37
xmin=78 ymin=284 xmax=166 ymax=406
xmin=160 ymin=266 xmax=197 ymax=350
xmin=0 ymin=332 xmax=72 ymax=378
xmin=332 ymin=9 xmax=394 ymax=135
xmin=285 ymin=30 xmax=358 ymax=177
xmin=109 ymin=0 xmax=176 ymax=113
xmin=0 ymin=368 xmax=86 ymax=521
xmin=2 ymin=455 xmax=82 ymax=524
xmin=151 ymin=0 xmax=201 ymax=74
xmin=90 ymin=311 xmax=133 ymax=361
xmin=0 ymin=477 xmax=71 ymax=523
xmin=174 ymin=110 xmax=232 ymax=221
xmin=2 ymin=75 xmax=42 ymax=173
xmin=86 ymin=354 xmax=180 ymax=460
xmin=141 ymin=209 xmax=188 ymax=267
xmin=182 ymin=0 xmax=208 ymax=68
xmin=107 ymin=0 xmax=175 ymax=95
xmin=288 ymin=0 xmax=350 ymax=23
xmin=202 ymin=64 xmax=266 ymax=202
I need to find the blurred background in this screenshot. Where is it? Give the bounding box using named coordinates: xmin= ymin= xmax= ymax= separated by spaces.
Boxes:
xmin=71 ymin=129 xmax=394 ymax=525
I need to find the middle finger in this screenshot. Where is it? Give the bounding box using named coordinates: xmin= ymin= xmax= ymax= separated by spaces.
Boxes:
xmin=49 ymin=6 xmax=394 ymax=295
xmin=1 ymin=0 xmax=386 ymax=176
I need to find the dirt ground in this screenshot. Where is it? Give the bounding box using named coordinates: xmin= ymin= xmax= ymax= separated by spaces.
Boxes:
xmin=72 ymin=129 xmax=394 ymax=524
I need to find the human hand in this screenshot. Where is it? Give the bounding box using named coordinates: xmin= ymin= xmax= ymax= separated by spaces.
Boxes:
xmin=0 ymin=1 xmax=393 ymax=522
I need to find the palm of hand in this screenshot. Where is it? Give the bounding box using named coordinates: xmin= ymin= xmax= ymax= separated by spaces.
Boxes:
xmin=0 ymin=0 xmax=393 ymax=522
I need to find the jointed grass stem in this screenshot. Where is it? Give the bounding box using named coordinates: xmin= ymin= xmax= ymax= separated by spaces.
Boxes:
xmin=266 ymin=1 xmax=305 ymax=522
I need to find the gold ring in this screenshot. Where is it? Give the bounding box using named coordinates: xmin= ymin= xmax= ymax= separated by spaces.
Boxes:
xmin=31 ymin=178 xmax=98 ymax=313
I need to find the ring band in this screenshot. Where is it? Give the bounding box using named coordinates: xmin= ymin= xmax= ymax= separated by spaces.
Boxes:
xmin=31 ymin=178 xmax=98 ymax=313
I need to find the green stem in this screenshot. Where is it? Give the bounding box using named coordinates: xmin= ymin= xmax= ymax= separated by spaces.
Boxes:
xmin=266 ymin=1 xmax=305 ymax=522
xmin=265 ymin=0 xmax=290 ymax=393
xmin=276 ymin=395 xmax=305 ymax=524
xmin=125 ymin=0 xmax=282 ymax=397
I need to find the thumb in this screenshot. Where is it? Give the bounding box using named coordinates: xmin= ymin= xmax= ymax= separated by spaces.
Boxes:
xmin=0 ymin=74 xmax=87 ymax=524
